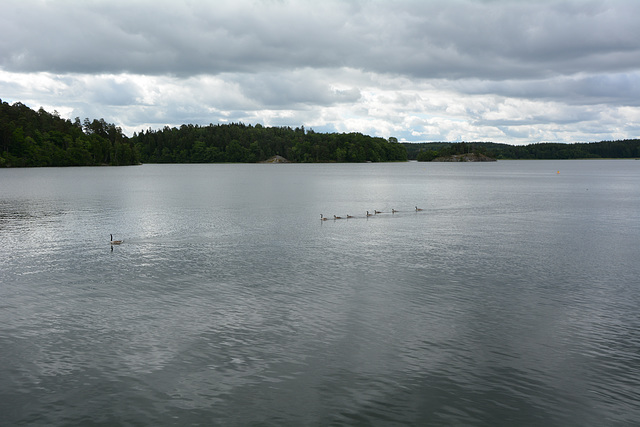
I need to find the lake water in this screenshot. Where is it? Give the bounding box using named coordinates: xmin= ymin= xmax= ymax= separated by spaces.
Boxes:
xmin=1 ymin=160 xmax=639 ymax=426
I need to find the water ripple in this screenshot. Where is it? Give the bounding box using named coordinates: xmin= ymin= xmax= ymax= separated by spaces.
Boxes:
xmin=2 ymin=162 xmax=640 ymax=425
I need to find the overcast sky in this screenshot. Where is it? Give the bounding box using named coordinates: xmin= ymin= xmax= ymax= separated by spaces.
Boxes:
xmin=2 ymin=0 xmax=640 ymax=144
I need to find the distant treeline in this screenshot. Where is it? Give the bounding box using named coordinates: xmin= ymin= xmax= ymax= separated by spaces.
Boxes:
xmin=131 ymin=124 xmax=408 ymax=163
xmin=0 ymin=99 xmax=138 ymax=167
xmin=405 ymin=140 xmax=640 ymax=161
xmin=0 ymin=101 xmax=406 ymax=166
xmin=3 ymin=100 xmax=638 ymax=167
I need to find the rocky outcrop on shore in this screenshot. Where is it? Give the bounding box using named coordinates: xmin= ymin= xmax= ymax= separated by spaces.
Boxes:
xmin=260 ymin=155 xmax=291 ymax=163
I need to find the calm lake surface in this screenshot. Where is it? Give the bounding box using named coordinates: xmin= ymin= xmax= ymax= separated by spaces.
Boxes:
xmin=1 ymin=160 xmax=639 ymax=426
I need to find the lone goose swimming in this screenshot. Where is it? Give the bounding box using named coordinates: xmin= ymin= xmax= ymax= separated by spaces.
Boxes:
xmin=110 ymin=234 xmax=123 ymax=245
xmin=320 ymin=214 xmax=328 ymax=221
xmin=415 ymin=206 xmax=424 ymax=211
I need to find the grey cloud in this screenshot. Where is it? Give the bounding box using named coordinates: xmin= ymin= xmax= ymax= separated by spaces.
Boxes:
xmin=454 ymin=72 xmax=640 ymax=105
xmin=370 ymin=0 xmax=640 ymax=79
xmin=86 ymin=79 xmax=142 ymax=106
xmin=3 ymin=0 xmax=640 ymax=80
xmin=231 ymin=71 xmax=361 ymax=107
xmin=1 ymin=1 xmax=353 ymax=75
xmin=477 ymin=109 xmax=602 ymax=127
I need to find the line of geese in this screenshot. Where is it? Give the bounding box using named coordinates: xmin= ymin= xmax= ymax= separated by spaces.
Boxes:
xmin=321 ymin=206 xmax=424 ymax=220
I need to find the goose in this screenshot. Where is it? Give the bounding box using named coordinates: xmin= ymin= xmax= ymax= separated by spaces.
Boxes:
xmin=392 ymin=209 xmax=398 ymax=213
xmin=374 ymin=210 xmax=382 ymax=214
xmin=334 ymin=215 xmax=343 ymax=219
xmin=366 ymin=211 xmax=373 ymax=217
xmin=415 ymin=206 xmax=424 ymax=211
xmin=320 ymin=214 xmax=328 ymax=221
xmin=110 ymin=234 xmax=123 ymax=245
xmin=346 ymin=214 xmax=354 ymax=218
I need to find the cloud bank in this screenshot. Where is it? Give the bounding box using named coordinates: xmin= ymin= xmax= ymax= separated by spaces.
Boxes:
xmin=2 ymin=0 xmax=640 ymax=144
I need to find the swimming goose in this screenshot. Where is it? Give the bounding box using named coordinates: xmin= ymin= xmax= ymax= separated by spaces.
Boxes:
xmin=110 ymin=234 xmax=123 ymax=245
xmin=346 ymin=214 xmax=354 ymax=218
xmin=392 ymin=209 xmax=398 ymax=213
xmin=366 ymin=211 xmax=373 ymax=217
xmin=334 ymin=215 xmax=343 ymax=219
xmin=374 ymin=210 xmax=382 ymax=214
xmin=320 ymin=214 xmax=328 ymax=221
xmin=415 ymin=206 xmax=424 ymax=211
